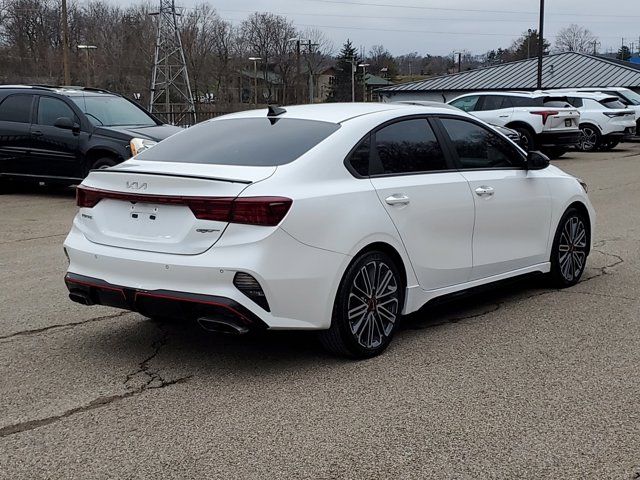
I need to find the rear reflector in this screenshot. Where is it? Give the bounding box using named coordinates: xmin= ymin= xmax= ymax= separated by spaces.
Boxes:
xmin=76 ymin=186 xmax=292 ymax=226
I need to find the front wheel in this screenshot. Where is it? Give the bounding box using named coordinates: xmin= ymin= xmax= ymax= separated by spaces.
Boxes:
xmin=549 ymin=207 xmax=590 ymax=288
xmin=319 ymin=251 xmax=404 ymax=359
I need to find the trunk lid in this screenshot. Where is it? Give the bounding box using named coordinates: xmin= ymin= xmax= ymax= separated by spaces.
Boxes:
xmin=76 ymin=161 xmax=276 ymax=255
xmin=539 ymin=107 xmax=580 ymax=132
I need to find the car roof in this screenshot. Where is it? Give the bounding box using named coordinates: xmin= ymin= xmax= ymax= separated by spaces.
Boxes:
xmin=452 ymin=91 xmax=550 ymax=99
xmin=0 ymin=85 xmax=116 ymax=97
xmin=538 ymin=90 xmax=617 ymax=101
xmin=212 ymin=102 xmax=461 ymax=124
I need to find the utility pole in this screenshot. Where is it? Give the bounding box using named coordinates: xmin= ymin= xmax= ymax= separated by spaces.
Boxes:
xmin=149 ymin=0 xmax=196 ymax=126
xmin=536 ymin=0 xmax=545 ymax=89
xmin=305 ymin=40 xmax=318 ymax=104
xmin=527 ymin=28 xmax=532 ymax=59
xmin=295 ymin=39 xmax=301 ymax=104
xmin=61 ymin=0 xmax=70 ymax=85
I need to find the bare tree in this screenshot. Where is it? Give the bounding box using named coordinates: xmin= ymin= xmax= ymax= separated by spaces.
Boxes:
xmin=554 ymin=24 xmax=597 ymax=54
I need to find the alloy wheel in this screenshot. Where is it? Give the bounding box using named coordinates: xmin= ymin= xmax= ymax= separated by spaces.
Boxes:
xmin=579 ymin=127 xmax=598 ymax=151
xmin=347 ymin=260 xmax=399 ymax=349
xmin=558 ymin=216 xmax=587 ymax=282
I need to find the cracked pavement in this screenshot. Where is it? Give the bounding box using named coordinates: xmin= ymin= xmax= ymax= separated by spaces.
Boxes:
xmin=1 ymin=146 xmax=640 ymax=479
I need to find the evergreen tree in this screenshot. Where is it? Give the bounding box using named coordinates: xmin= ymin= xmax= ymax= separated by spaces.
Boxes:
xmin=328 ymin=39 xmax=363 ymax=102
xmin=617 ymin=45 xmax=632 ymax=61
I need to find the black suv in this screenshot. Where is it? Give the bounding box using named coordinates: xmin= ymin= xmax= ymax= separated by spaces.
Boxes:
xmin=0 ymin=86 xmax=182 ymax=186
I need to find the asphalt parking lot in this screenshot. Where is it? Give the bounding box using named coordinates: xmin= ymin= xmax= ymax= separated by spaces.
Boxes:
xmin=1 ymin=145 xmax=639 ymax=479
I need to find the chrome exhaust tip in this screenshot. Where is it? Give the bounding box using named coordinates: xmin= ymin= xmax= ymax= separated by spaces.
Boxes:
xmin=197 ymin=317 xmax=249 ymax=335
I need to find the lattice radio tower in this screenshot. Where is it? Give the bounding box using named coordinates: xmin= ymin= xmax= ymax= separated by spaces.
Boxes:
xmin=149 ymin=0 xmax=196 ymax=125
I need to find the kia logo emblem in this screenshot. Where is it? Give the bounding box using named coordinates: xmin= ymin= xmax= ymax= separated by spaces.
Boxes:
xmin=126 ymin=181 xmax=148 ymax=190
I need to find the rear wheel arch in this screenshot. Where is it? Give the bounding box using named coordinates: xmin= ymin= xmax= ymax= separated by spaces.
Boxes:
xmin=351 ymin=242 xmax=409 ymax=294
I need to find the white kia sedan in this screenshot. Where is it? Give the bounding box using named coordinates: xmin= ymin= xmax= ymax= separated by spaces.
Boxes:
xmin=64 ymin=103 xmax=594 ymax=358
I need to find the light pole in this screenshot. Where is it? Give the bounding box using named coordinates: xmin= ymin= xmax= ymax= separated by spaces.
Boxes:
xmin=77 ymin=45 xmax=97 ymax=87
xmin=61 ymin=0 xmax=70 ymax=84
xmin=248 ymin=57 xmax=261 ymax=105
xmin=350 ymin=56 xmax=356 ymax=102
xmin=536 ymin=0 xmax=545 ymax=89
xmin=358 ymin=63 xmax=369 ymax=102
xmin=527 ymin=28 xmax=532 ymax=59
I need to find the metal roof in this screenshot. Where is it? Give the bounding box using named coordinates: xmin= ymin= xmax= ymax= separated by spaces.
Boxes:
xmin=378 ymin=52 xmax=640 ymax=93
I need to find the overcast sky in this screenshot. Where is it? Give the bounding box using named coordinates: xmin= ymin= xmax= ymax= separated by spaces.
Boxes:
xmin=120 ymin=0 xmax=640 ymax=56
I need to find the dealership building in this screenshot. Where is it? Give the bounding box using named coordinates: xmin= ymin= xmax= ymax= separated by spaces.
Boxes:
xmin=377 ymin=52 xmax=640 ymax=103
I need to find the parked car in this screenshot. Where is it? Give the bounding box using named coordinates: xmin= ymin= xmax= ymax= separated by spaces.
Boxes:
xmin=395 ymin=100 xmax=523 ymax=147
xmin=448 ymin=92 xmax=581 ymax=158
xmin=543 ymin=87 xmax=640 ymax=134
xmin=541 ymin=91 xmax=636 ymax=151
xmin=0 ymin=85 xmax=182 ymax=187
xmin=64 ymin=103 xmax=594 ymax=358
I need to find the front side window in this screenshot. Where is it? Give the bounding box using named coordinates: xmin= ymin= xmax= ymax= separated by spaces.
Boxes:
xmin=373 ymin=119 xmax=446 ymax=175
xmin=70 ymin=95 xmax=156 ymax=127
xmin=37 ymin=97 xmax=77 ymax=126
xmin=449 ymin=95 xmax=479 ymax=112
xmin=440 ymin=117 xmax=524 ymax=169
xmin=0 ymin=94 xmax=34 ymax=123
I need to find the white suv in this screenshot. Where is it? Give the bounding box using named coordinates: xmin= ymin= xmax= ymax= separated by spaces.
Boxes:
xmin=544 ymin=87 xmax=640 ymax=134
xmin=543 ymin=92 xmax=636 ymax=151
xmin=449 ymin=92 xmax=581 ymax=158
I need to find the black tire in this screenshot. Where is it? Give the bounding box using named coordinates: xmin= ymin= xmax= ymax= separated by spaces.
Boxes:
xmin=89 ymin=157 xmax=118 ymax=172
xmin=512 ymin=127 xmax=535 ymax=152
xmin=577 ymin=125 xmax=601 ymax=152
xmin=319 ymin=251 xmax=404 ymax=359
xmin=598 ymin=139 xmax=619 ymax=151
xmin=548 ymin=207 xmax=590 ymax=288
xmin=543 ymin=147 xmax=568 ymax=159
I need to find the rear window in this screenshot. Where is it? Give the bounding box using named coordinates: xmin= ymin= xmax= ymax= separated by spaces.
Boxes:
xmin=137 ymin=118 xmax=340 ymax=166
xmin=600 ymin=98 xmax=627 ymax=109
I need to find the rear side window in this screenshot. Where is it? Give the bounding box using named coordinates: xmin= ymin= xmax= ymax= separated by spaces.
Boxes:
xmin=137 ymin=118 xmax=340 ymax=166
xmin=478 ymin=95 xmax=509 ymax=111
xmin=511 ymin=97 xmax=542 ymax=107
xmin=37 ymin=97 xmax=78 ymax=126
xmin=373 ymin=119 xmax=446 ymax=175
xmin=449 ymin=95 xmax=479 ymax=112
xmin=567 ymin=97 xmax=583 ymax=108
xmin=543 ymin=96 xmax=571 ymax=108
xmin=347 ymin=135 xmax=370 ymax=176
xmin=440 ymin=118 xmax=524 ymax=169
xmin=0 ymin=94 xmax=34 ymax=123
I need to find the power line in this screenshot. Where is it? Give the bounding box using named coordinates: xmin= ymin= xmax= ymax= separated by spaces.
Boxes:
xmin=301 ymin=0 xmax=640 ymax=19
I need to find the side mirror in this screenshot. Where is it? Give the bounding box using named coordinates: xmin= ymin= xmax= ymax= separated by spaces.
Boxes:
xmin=53 ymin=117 xmax=75 ymax=130
xmin=527 ymin=150 xmax=550 ymax=170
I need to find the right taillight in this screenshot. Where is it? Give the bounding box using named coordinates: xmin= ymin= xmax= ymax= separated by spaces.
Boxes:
xmin=76 ymin=186 xmax=292 ymax=226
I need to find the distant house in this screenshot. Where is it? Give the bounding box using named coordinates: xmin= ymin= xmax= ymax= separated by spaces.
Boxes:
xmin=377 ymin=52 xmax=640 ymax=103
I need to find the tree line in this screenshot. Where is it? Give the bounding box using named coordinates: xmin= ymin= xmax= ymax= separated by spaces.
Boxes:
xmin=0 ymin=0 xmax=625 ymax=108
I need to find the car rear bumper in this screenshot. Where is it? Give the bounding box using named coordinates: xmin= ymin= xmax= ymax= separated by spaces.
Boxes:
xmin=537 ymin=131 xmax=581 ymax=147
xmin=63 ymin=224 xmax=348 ymax=330
xmin=65 ymin=272 xmax=269 ymax=332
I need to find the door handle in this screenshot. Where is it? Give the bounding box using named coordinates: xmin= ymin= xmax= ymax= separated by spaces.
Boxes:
xmin=474 ymin=186 xmax=495 ymax=197
xmin=498 ymin=115 xmax=509 ymax=118
xmin=385 ymin=194 xmax=410 ymax=206
xmin=31 ymin=130 xmax=43 ymax=137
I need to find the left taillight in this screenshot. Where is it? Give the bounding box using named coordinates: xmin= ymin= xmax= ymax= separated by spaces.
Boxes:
xmin=76 ymin=186 xmax=292 ymax=226
xmin=530 ymin=110 xmax=559 ymax=125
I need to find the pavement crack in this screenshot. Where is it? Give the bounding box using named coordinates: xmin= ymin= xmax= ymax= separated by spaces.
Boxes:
xmin=0 ymin=311 xmax=130 ymax=342
xmin=0 ymin=233 xmax=67 ymax=245
xmin=124 ymin=322 xmax=171 ymax=390
xmin=0 ymin=375 xmax=191 ymax=439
